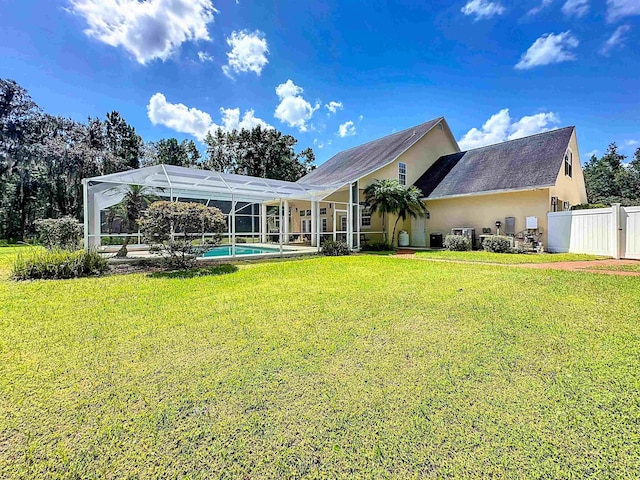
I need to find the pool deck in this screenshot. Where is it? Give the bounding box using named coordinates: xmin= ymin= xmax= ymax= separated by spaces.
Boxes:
xmin=101 ymin=243 xmax=319 ymax=263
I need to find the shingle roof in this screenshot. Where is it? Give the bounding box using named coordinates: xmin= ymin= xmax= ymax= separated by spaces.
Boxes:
xmin=415 ymin=126 xmax=574 ymax=200
xmin=297 ymin=117 xmax=444 ymax=185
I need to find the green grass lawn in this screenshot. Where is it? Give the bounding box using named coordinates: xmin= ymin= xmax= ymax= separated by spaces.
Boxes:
xmin=413 ymin=250 xmax=606 ymax=264
xmin=1 ymin=247 xmax=640 ymax=478
xmin=582 ymin=262 xmax=640 ymax=273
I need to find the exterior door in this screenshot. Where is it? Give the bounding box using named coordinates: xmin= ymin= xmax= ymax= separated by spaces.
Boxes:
xmin=411 ymin=216 xmax=427 ymax=246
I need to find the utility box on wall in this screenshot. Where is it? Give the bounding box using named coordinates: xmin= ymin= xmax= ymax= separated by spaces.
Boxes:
xmin=505 ymin=217 xmax=516 ymax=235
xmin=526 ymin=216 xmax=538 ymax=230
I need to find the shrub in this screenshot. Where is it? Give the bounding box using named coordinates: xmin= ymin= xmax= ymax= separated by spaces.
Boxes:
xmin=361 ymin=241 xmax=395 ymax=252
xmin=321 ymin=240 xmax=350 ymax=256
xmin=34 ymin=217 xmax=83 ymax=250
xmin=571 ymin=203 xmax=609 ymax=210
xmin=139 ymin=201 xmax=226 ymax=269
xmin=12 ymin=249 xmax=108 ymax=281
xmin=444 ymin=234 xmax=471 ymax=251
xmin=482 ymin=235 xmax=512 ymax=253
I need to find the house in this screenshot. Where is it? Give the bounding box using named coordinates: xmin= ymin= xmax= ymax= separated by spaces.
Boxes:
xmin=83 ymin=116 xmax=587 ymax=255
xmin=291 ymin=117 xmax=587 ymax=249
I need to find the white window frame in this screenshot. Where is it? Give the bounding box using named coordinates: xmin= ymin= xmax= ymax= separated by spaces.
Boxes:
xmin=564 ymin=150 xmax=573 ymax=178
xmin=360 ymin=202 xmax=371 ymax=228
xmin=551 ymin=196 xmax=558 ymax=212
xmin=321 ymin=218 xmax=327 ymax=232
xmin=319 ymin=207 xmax=327 ymax=215
xmin=398 ymin=162 xmax=407 ymax=186
xmin=563 ymin=201 xmax=571 ymax=211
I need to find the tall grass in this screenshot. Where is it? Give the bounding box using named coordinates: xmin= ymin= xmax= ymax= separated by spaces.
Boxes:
xmin=12 ymin=249 xmax=108 ymax=281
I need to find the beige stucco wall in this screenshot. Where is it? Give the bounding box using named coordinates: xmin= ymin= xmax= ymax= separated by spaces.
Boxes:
xmin=549 ymin=129 xmax=588 ymax=209
xmin=425 ymin=189 xmax=552 ymax=247
xmin=359 ymin=122 xmax=459 ymax=189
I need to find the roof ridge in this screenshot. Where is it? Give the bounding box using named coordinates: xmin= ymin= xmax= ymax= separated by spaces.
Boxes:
xmin=333 ymin=116 xmax=444 ymax=155
xmin=459 ymin=126 xmax=574 ymax=154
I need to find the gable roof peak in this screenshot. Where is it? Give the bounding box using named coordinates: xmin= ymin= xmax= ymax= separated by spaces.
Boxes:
xmin=297 ymin=117 xmax=446 ymax=185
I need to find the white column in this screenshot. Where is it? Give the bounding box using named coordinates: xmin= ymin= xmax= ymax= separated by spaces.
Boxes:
xmin=283 ymin=200 xmax=290 ymax=244
xmin=83 ymin=180 xmax=102 ymax=251
xmin=347 ymin=185 xmax=354 ymax=250
xmin=311 ymin=200 xmax=318 ymax=247
xmin=612 ymin=203 xmax=621 ymax=259
xmin=354 ymin=182 xmax=360 ymax=250
xmin=316 ymin=201 xmax=321 ymax=250
xmin=278 ymin=198 xmax=284 ymax=255
xmin=231 ymin=196 xmax=236 ymax=258
xmin=260 ymin=203 xmax=267 ymax=243
xmin=333 ymin=208 xmax=337 ymax=242
xmin=82 ymin=180 xmax=89 ymax=251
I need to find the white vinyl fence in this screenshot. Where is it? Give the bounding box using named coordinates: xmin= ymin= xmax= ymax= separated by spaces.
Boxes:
xmin=548 ymin=204 xmax=640 ymax=259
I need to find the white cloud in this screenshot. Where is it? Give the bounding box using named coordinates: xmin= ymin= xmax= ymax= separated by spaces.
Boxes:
xmin=562 ymin=0 xmax=590 ymax=17
xmin=325 ymin=101 xmax=343 ymax=114
xmin=586 ymin=149 xmax=599 ymax=158
xmin=218 ymin=107 xmax=272 ymax=132
xmin=515 ymin=31 xmax=579 ymax=70
xmin=529 ymin=0 xmax=553 ymax=16
xmin=221 ymin=30 xmax=269 ymax=78
xmin=625 ymin=139 xmax=639 ymax=147
xmin=607 ymin=0 xmax=640 ymax=22
xmin=338 ymin=121 xmax=357 ymax=138
xmin=458 ymin=108 xmax=560 ymax=150
xmin=358 ymin=114 xmax=364 ymax=122
xmin=274 ymin=80 xmax=319 ymax=132
xmin=68 ymin=0 xmax=216 ymax=64
xmin=461 ymin=0 xmax=505 ymax=19
xmin=600 ymin=25 xmax=631 ymax=55
xmin=147 ymin=93 xmax=271 ymax=141
xmin=197 ymin=51 xmax=214 ymax=62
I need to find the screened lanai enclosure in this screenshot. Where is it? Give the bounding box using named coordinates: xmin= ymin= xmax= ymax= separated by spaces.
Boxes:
xmin=83 ymin=165 xmax=381 ymax=259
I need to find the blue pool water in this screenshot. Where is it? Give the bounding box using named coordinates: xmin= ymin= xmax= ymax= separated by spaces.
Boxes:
xmin=202 ymin=245 xmax=282 ymax=258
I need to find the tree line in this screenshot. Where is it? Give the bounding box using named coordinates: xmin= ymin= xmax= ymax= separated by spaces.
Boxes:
xmin=0 ymin=79 xmax=315 ymax=241
xmin=582 ymin=143 xmax=640 ymax=206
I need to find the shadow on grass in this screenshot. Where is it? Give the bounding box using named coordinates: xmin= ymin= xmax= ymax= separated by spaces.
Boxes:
xmin=149 ymin=264 xmax=239 ymax=279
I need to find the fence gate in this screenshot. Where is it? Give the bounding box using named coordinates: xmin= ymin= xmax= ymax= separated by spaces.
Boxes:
xmin=622 ymin=206 xmax=640 ymax=260
xmin=548 ymin=204 xmax=640 ymax=259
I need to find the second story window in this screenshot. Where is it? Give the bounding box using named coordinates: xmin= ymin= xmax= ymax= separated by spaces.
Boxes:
xmin=551 ymin=196 xmax=558 ymax=212
xmin=398 ymin=162 xmax=407 ymax=186
xmin=564 ymin=150 xmax=573 ymax=178
xmin=319 ymin=207 xmax=327 ymax=215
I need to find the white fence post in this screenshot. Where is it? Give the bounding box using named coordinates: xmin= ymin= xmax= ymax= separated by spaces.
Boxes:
xmin=611 ymin=203 xmax=621 ymax=260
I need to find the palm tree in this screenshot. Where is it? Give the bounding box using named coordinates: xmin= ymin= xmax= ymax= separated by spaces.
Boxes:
xmin=364 ymin=179 xmax=429 ymax=244
xmin=112 ymin=185 xmax=155 ymax=257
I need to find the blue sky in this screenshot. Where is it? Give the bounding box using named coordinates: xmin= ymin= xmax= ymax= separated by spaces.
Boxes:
xmin=1 ymin=0 xmax=639 ymax=164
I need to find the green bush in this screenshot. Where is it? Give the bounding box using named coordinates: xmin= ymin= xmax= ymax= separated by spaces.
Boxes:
xmin=321 ymin=240 xmax=350 ymax=256
xmin=482 ymin=235 xmax=512 ymax=253
xmin=12 ymin=249 xmax=108 ymax=281
xmin=571 ymin=203 xmax=609 ymax=210
xmin=34 ymin=217 xmax=83 ymax=250
xmin=139 ymin=201 xmax=226 ymax=269
xmin=444 ymin=234 xmax=471 ymax=251
xmin=361 ymin=242 xmax=395 ymax=252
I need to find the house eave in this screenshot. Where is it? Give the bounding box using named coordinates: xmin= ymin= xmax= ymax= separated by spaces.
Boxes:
xmin=423 ymin=184 xmax=554 ymax=201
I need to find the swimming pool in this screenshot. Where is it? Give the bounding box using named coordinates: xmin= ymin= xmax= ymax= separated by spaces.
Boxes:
xmin=202 ymin=245 xmax=283 ymax=258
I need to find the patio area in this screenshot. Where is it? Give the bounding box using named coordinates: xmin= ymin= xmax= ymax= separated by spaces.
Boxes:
xmin=83 ymin=164 xmax=371 ymax=260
